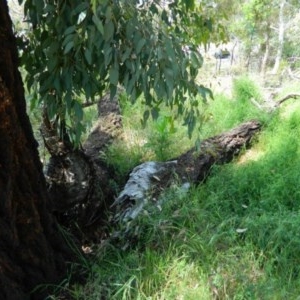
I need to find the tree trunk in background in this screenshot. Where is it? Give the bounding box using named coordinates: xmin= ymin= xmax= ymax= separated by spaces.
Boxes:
xmin=0 ymin=1 xmax=68 ymax=299
xmin=272 ymin=0 xmax=286 ymax=74
xmin=260 ymin=26 xmax=270 ymax=77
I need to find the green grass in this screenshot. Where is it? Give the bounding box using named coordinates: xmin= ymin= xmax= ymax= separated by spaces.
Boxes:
xmin=49 ymin=77 xmax=300 ymax=299
xmin=198 ymin=75 xmax=269 ymax=139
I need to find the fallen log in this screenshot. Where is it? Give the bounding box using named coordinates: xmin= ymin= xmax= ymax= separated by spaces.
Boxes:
xmin=44 ymin=116 xmax=261 ymax=239
xmin=112 ymin=120 xmax=261 ymax=222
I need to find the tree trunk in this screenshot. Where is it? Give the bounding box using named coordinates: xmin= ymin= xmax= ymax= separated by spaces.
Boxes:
xmin=272 ymin=0 xmax=286 ymax=74
xmin=0 ymin=1 xmax=68 ymax=299
xmin=260 ymin=27 xmax=270 ymax=77
xmin=43 ymin=91 xmax=122 ymax=241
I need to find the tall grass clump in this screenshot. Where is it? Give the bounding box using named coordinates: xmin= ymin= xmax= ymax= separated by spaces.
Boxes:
xmin=232 ymin=75 xmax=263 ymax=104
xmin=194 ymin=105 xmax=300 ymax=298
xmin=103 ymin=95 xmax=195 ymax=183
xmin=198 ymin=76 xmax=268 ymax=138
xmin=144 ymin=114 xmax=178 ymax=161
xmin=71 ymin=184 xmax=215 ymax=299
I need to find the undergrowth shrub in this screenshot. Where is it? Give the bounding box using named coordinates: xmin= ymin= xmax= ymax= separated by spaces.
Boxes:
xmin=144 ymin=115 xmax=177 ymax=161
xmin=233 ymin=75 xmax=263 ymax=103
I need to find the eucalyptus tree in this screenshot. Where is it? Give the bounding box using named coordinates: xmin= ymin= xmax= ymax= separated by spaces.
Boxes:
xmin=285 ymin=9 xmax=300 ymax=66
xmin=230 ymin=0 xmax=300 ymax=74
xmin=21 ymin=0 xmax=226 ymax=145
xmin=272 ymin=0 xmax=300 ymax=73
xmin=230 ymin=0 xmax=275 ymax=73
xmin=0 ymin=0 xmax=226 ymax=299
xmin=0 ymin=1 xmax=67 ymax=299
xmin=272 ymin=0 xmax=286 ymax=74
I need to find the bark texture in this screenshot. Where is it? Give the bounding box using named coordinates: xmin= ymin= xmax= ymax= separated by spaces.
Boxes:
xmin=176 ymin=120 xmax=261 ymax=183
xmin=0 ymin=1 xmax=68 ymax=299
xmin=44 ymin=92 xmax=122 ymax=240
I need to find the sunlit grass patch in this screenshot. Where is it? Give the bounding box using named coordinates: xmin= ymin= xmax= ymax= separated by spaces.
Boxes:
xmin=146 ymin=257 xmax=210 ymax=300
xmin=209 ymin=247 xmax=266 ymax=299
xmin=237 ymin=148 xmax=264 ymax=165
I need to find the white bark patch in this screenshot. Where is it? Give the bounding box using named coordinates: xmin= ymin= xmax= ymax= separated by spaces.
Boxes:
xmin=113 ymin=161 xmax=177 ymax=220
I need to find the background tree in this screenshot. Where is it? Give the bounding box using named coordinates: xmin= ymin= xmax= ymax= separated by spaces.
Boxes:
xmin=271 ymin=0 xmax=300 ymax=73
xmin=284 ymin=9 xmax=300 ymax=69
xmin=232 ymin=0 xmax=275 ymax=73
xmin=272 ymin=0 xmax=286 ymax=74
xmin=229 ymin=0 xmax=300 ymax=75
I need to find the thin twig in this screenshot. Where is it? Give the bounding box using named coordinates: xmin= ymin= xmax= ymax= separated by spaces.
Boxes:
xmin=276 ymin=93 xmax=300 ymax=107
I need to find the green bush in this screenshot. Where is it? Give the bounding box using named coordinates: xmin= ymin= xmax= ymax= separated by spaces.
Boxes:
xmin=233 ymin=75 xmax=263 ymax=103
xmin=198 ymin=77 xmax=268 ymax=138
xmin=144 ymin=115 xmax=177 ymax=161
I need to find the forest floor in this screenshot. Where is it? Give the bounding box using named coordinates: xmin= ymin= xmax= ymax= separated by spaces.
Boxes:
xmin=45 ymin=72 xmax=300 ymax=299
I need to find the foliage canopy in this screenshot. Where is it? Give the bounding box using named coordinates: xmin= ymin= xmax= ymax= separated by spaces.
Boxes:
xmin=19 ymin=0 xmax=226 ymax=144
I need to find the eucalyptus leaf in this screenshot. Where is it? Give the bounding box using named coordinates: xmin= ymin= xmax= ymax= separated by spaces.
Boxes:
xmin=84 ymin=48 xmax=92 ymax=65
xmin=121 ymin=48 xmax=131 ymax=62
xmin=136 ymin=38 xmax=146 ymax=54
xmin=62 ymin=34 xmax=74 ymax=47
xmin=151 ymin=107 xmax=159 ymax=120
xmin=64 ymin=41 xmax=74 ymax=54
xmin=64 ymin=25 xmax=76 ymax=36
xmin=74 ymin=2 xmax=89 ymax=14
xmin=104 ymin=21 xmax=114 ymax=41
xmin=92 ymin=14 xmax=104 ymax=35
xmin=109 ymin=66 xmax=119 ymax=86
xmin=73 ymin=101 xmax=83 ymax=121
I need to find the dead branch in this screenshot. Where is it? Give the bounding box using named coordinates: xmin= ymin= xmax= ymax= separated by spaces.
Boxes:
xmin=275 ymin=93 xmax=300 ymax=107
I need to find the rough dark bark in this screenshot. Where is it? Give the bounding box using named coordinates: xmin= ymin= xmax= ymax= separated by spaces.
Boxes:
xmin=44 ymin=92 xmax=122 ymax=241
xmin=84 ymin=90 xmax=123 ymax=160
xmin=175 ymin=120 xmax=261 ymax=183
xmin=0 ymin=1 xmax=69 ymax=299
